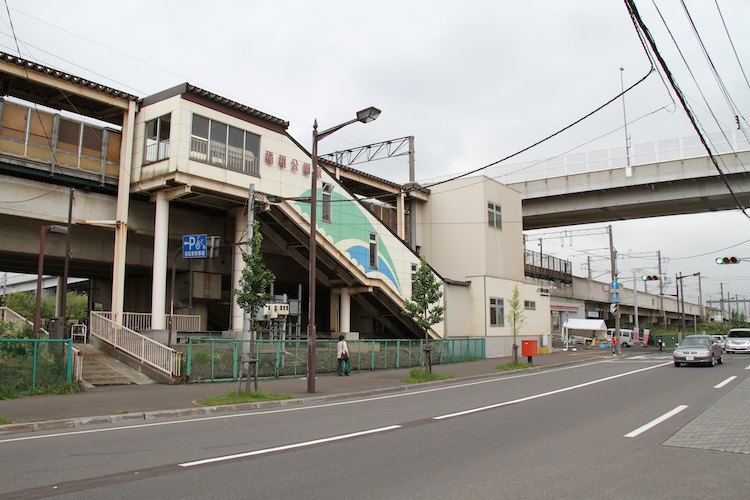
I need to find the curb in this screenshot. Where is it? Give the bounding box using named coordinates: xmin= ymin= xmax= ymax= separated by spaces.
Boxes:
xmin=0 ymin=355 xmax=610 ymax=436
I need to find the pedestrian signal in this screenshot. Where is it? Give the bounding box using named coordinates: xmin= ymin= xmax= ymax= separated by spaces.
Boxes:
xmin=715 ymin=256 xmax=740 ymax=265
xmin=641 ymin=274 xmax=659 ymax=281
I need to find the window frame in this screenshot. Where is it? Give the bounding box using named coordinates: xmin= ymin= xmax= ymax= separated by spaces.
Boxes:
xmin=369 ymin=233 xmax=378 ymax=269
xmin=144 ymin=113 xmax=171 ymax=164
xmin=488 ymin=201 xmax=502 ymax=230
xmin=321 ymin=183 xmax=333 ymax=222
xmin=489 ymin=297 xmax=504 ymax=327
xmin=524 ymin=300 xmax=536 ymax=310
xmin=189 ymin=113 xmax=260 ymax=177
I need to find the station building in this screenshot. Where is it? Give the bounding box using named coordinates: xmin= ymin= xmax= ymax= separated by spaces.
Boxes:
xmin=0 ymin=52 xmax=551 ymax=369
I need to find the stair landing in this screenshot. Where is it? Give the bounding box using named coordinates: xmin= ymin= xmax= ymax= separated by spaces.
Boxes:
xmin=75 ymin=343 xmax=156 ymax=386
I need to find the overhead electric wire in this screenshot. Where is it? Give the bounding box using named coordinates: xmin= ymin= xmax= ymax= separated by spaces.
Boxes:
xmin=713 ymin=0 xmax=750 ymax=92
xmin=678 ymin=0 xmax=750 ymax=142
xmin=625 ymin=0 xmax=750 ymax=219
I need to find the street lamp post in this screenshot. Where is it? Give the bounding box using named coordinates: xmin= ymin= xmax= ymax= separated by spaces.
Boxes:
xmin=34 ymin=224 xmax=69 ymax=336
xmin=307 ymin=106 xmax=380 ymax=394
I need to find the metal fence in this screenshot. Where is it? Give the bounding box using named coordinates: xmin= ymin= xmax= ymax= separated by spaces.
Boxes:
xmin=183 ymin=337 xmax=485 ymax=383
xmin=0 ymin=338 xmax=74 ymax=395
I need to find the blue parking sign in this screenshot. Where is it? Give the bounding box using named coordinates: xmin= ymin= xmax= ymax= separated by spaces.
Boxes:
xmin=182 ymin=234 xmax=207 ymax=259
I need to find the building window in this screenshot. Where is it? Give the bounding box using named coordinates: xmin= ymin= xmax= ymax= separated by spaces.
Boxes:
xmin=524 ymin=300 xmax=536 ymax=310
xmin=369 ymin=233 xmax=378 ymax=269
xmin=489 ymin=297 xmax=504 ymax=327
xmin=190 ymin=114 xmax=260 ymax=176
xmin=144 ymin=114 xmax=171 ymax=164
xmin=488 ymin=202 xmax=502 ymax=230
xmin=321 ymin=183 xmax=333 ymax=222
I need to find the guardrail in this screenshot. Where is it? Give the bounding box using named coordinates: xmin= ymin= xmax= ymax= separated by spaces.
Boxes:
xmin=479 ymin=130 xmax=750 ymax=184
xmin=98 ymin=311 xmax=201 ymax=333
xmin=0 ymin=306 xmax=49 ymax=337
xmin=90 ymin=312 xmax=182 ymax=377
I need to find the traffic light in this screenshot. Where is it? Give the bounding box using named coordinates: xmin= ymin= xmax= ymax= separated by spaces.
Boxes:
xmin=641 ymin=274 xmax=659 ymax=281
xmin=715 ymin=256 xmax=740 ymax=265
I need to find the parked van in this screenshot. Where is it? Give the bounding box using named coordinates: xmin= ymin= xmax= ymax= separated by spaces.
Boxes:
xmin=606 ymin=328 xmax=636 ymax=348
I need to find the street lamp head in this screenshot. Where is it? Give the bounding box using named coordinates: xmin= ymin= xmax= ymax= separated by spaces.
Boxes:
xmin=356 ymin=107 xmax=381 ymax=124
xmin=47 ymin=224 xmax=68 ymax=234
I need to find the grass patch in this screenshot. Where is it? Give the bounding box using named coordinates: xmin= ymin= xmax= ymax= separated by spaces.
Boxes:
xmin=0 ymin=416 xmax=11 ymax=425
xmin=401 ymin=367 xmax=454 ymax=384
xmin=0 ymin=381 xmax=82 ymax=400
xmin=196 ymin=390 xmax=296 ymax=406
xmin=496 ymin=362 xmax=534 ymax=371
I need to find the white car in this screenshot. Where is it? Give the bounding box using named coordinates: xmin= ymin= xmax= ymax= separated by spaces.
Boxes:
xmin=725 ymin=328 xmax=750 ymax=353
xmin=606 ymin=328 xmax=636 ymax=348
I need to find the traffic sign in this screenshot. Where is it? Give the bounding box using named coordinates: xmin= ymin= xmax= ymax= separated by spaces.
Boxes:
xmin=610 ymin=303 xmax=618 ymax=314
xmin=610 ymin=281 xmax=620 ymax=290
xmin=610 ymin=293 xmax=620 ymax=303
xmin=182 ymin=234 xmax=207 ymax=259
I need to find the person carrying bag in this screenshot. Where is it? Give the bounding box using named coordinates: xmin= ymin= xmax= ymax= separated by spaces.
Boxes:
xmin=337 ymin=335 xmax=350 ymax=376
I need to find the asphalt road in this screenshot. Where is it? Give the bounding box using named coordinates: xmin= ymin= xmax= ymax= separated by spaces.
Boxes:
xmin=2 ymin=353 xmax=749 ymax=499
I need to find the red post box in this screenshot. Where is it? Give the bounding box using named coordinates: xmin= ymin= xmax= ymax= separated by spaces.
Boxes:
xmin=521 ymin=340 xmax=538 ymax=363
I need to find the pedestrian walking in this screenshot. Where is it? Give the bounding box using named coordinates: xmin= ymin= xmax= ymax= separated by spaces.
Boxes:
xmin=337 ymin=335 xmax=350 ymax=376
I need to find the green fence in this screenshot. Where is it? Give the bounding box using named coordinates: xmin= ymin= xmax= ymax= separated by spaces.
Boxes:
xmin=183 ymin=337 xmax=485 ymax=383
xmin=0 ymin=338 xmax=74 ymax=395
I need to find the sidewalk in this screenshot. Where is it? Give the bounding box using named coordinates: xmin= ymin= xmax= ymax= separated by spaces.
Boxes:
xmin=0 ymin=348 xmax=615 ymax=434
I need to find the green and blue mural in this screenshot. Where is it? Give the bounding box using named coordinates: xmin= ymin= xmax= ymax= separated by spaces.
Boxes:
xmin=296 ymin=188 xmax=402 ymax=293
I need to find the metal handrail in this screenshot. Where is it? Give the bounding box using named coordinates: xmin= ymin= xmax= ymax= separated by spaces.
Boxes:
xmin=90 ymin=311 xmax=181 ymax=377
xmin=98 ymin=311 xmax=201 ymax=333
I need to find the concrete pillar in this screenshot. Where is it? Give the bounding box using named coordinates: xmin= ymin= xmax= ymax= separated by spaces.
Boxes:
xmin=151 ymin=191 xmax=169 ymax=330
xmin=329 ymin=289 xmax=340 ymax=333
xmin=340 ymin=287 xmax=351 ymax=334
xmin=111 ymin=101 xmax=136 ymax=324
xmin=396 ymin=192 xmax=406 ymax=240
xmin=56 ymin=276 xmax=65 ymax=317
xmin=231 ymin=208 xmax=246 ymax=332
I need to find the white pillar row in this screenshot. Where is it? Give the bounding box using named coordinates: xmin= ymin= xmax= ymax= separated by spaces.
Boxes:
xmin=340 ymin=287 xmax=351 ymax=334
xmin=151 ymin=191 xmax=169 ymax=330
xmin=111 ymin=100 xmax=136 ymax=324
xmin=329 ymin=289 xmax=340 ymax=333
xmin=231 ymin=208 xmax=247 ymax=332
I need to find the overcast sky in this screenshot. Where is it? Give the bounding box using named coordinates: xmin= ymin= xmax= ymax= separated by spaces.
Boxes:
xmin=4 ymin=1 xmax=750 ymax=310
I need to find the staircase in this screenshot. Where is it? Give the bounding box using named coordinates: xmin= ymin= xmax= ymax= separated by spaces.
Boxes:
xmin=76 ymin=344 xmax=156 ymax=386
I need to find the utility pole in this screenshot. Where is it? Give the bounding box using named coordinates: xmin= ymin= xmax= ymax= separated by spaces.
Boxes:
xmin=608 ymin=225 xmax=621 ymax=355
xmin=632 ymin=270 xmax=639 ymax=334
xmin=620 ymin=67 xmax=632 ymax=177
xmin=658 ymin=250 xmax=666 ymax=327
xmin=720 ymin=283 xmax=725 ymax=321
xmin=697 ymin=272 xmax=704 ymax=322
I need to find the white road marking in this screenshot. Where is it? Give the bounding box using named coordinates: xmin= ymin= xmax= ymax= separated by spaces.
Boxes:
xmin=178 ymin=425 xmax=401 ymax=467
xmin=714 ymin=376 xmax=737 ymax=389
xmin=0 ymin=360 xmax=615 ymax=444
xmin=624 ymin=405 xmax=689 ymax=438
xmin=433 ymin=361 xmax=672 ymax=420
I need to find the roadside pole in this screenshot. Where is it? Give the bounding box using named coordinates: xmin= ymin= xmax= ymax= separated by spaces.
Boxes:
xmin=609 ymin=225 xmax=621 ymax=355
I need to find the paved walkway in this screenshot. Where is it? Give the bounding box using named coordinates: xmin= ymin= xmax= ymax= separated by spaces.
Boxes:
xmin=665 ymin=377 xmax=750 ymax=455
xmin=0 ymin=349 xmax=611 ymax=434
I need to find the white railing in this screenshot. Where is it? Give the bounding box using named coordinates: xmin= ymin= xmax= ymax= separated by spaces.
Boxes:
xmin=485 ymin=130 xmax=750 ymax=184
xmin=71 ymin=346 xmax=83 ymax=381
xmin=0 ymin=306 xmax=28 ymax=326
xmin=90 ymin=311 xmax=182 ymax=377
xmin=98 ymin=312 xmax=201 ymax=333
xmin=0 ymin=306 xmax=48 ymax=336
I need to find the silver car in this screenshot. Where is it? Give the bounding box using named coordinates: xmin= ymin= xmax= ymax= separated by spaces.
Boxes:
xmin=673 ymin=335 xmax=723 ymax=367
xmin=725 ymin=328 xmax=750 ymax=353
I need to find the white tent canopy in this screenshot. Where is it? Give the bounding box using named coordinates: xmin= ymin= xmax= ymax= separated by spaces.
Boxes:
xmin=562 ymin=319 xmax=607 ymax=331
xmin=561 ymin=319 xmax=607 ymax=350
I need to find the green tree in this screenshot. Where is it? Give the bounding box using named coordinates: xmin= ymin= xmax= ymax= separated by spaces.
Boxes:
xmin=234 ymin=220 xmax=276 ymax=336
xmin=506 ymin=286 xmax=526 ymax=365
xmin=402 ymin=257 xmax=444 ymax=370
